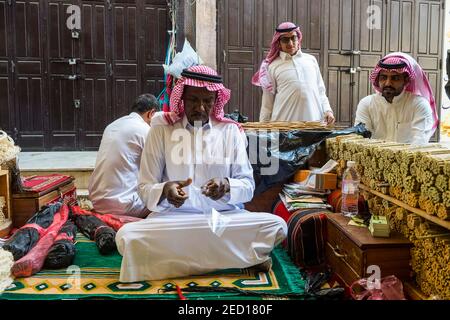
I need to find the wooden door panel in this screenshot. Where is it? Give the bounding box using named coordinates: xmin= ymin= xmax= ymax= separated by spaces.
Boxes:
xmin=48 ymin=77 xmax=78 ymax=150
xmin=81 ymin=2 xmax=107 ymax=61
xmin=113 ymin=5 xmax=137 ymax=61
xmin=220 ymin=0 xmax=259 ymax=120
xmin=414 ymin=1 xmax=443 ymax=141
xmin=48 ymin=1 xmax=78 ymax=59
xmin=82 ymin=77 xmax=108 ymax=149
xmin=0 ymin=1 xmax=8 ymax=57
xmin=356 ymin=0 xmax=384 ymax=54
xmin=386 ymin=0 xmax=414 ymax=54
xmin=0 ymin=0 xmax=13 ymax=134
xmin=325 ymin=0 xmax=356 ymax=125
xmin=142 ymin=2 xmax=169 ymax=98
xmin=13 ymin=0 xmax=46 ymax=150
xmin=294 ymin=0 xmax=322 ymax=51
xmin=80 ymin=1 xmax=109 ymax=150
xmin=113 ymin=79 xmax=138 ymax=118
xmin=15 ymin=77 xmax=45 ymax=149
xmin=112 ymin=1 xmax=139 ymax=119
xmin=0 ymin=68 xmax=12 ymax=134
xmin=14 ymin=1 xmax=41 ymax=58
xmin=47 ymin=0 xmax=80 ymax=150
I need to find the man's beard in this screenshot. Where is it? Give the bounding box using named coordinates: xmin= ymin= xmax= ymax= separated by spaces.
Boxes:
xmin=382 ymin=87 xmax=398 ymax=101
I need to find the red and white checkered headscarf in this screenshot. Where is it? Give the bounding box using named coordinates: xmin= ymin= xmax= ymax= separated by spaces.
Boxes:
xmin=370 ymin=52 xmax=438 ymax=129
xmin=160 ymin=65 xmax=241 ymax=130
xmin=252 ymin=22 xmax=303 ymax=94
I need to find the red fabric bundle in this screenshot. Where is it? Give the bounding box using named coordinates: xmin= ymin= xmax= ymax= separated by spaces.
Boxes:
xmin=70 ymin=206 xmax=142 ymax=231
xmin=11 ymin=205 xmax=69 ymax=277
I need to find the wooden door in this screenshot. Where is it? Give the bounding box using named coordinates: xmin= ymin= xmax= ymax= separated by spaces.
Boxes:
xmin=13 ymin=0 xmax=47 ymax=150
xmin=218 ymin=0 xmax=261 ymax=121
xmin=79 ymin=0 xmax=110 ymax=150
xmin=413 ymin=0 xmax=444 ymax=140
xmin=0 ymin=0 xmax=171 ymax=151
xmin=141 ymin=0 xmax=169 ymax=101
xmin=111 ymin=0 xmax=139 ymax=119
xmin=218 ymin=0 xmax=326 ymax=121
xmin=0 ymin=0 xmax=14 ymax=137
xmin=218 ymin=0 xmax=445 ymax=136
xmin=47 ymin=0 xmax=80 ymax=150
xmin=323 ymin=0 xmax=360 ymax=126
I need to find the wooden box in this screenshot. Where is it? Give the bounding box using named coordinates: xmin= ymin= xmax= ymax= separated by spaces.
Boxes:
xmin=325 ymin=213 xmax=413 ymax=287
xmin=11 ymin=176 xmax=77 ymax=228
xmin=0 ymin=169 xmax=12 ymax=237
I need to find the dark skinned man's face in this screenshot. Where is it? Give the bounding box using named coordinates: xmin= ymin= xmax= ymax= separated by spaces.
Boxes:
xmin=183 ymin=86 xmax=217 ymax=126
xmin=378 ymin=70 xmax=409 ymax=103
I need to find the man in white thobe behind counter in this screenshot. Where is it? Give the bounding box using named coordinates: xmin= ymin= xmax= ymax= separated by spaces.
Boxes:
xmin=252 ymin=22 xmax=335 ymax=125
xmin=88 ymin=94 xmax=159 ymax=218
xmin=355 ymin=52 xmax=438 ymax=144
xmin=116 ymin=65 xmax=287 ymax=282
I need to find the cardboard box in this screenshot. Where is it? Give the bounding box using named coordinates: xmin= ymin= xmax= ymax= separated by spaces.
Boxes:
xmin=294 ymin=170 xmax=337 ymax=190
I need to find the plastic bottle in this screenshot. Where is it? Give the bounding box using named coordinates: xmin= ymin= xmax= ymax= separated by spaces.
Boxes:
xmin=341 ymin=161 xmax=360 ymax=217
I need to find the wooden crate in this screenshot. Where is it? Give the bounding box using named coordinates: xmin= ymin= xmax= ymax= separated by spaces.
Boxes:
xmin=12 ymin=178 xmax=77 ymax=228
xmin=325 ymin=213 xmax=413 ymax=287
xmin=0 ymin=169 xmax=12 ymax=237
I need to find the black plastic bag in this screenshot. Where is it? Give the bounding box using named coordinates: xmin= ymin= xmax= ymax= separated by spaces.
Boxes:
xmin=247 ymin=124 xmax=371 ymax=194
xmin=224 ymin=109 xmax=248 ymax=123
xmin=75 ymin=215 xmax=117 ymax=255
xmin=3 ymin=203 xmax=62 ymax=260
xmin=304 ymin=269 xmax=345 ymax=300
xmin=43 ymin=220 xmax=77 ymax=269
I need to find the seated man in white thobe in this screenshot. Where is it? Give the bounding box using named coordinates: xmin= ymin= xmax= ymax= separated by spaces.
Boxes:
xmin=116 ymin=65 xmax=287 ymax=282
xmin=88 ymin=94 xmax=159 ymax=218
xmin=252 ymin=22 xmax=335 ymax=125
xmin=355 ymin=52 xmax=438 ymax=145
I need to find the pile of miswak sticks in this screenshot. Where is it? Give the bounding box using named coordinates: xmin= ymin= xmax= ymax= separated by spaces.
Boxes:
xmin=241 ymin=121 xmax=332 ymax=131
xmin=364 ymin=192 xmax=450 ymax=299
xmin=327 ymin=135 xmax=450 ymax=299
xmin=326 ymin=135 xmax=450 ymax=221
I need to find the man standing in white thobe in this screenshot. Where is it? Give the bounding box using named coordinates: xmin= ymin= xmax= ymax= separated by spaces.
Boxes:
xmin=88 ymin=94 xmax=159 ymax=218
xmin=355 ymin=52 xmax=438 ymax=145
xmin=116 ymin=65 xmax=287 ymax=282
xmin=252 ymin=22 xmax=335 ymax=125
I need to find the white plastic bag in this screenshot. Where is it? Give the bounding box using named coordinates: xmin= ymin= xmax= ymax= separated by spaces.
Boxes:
xmin=163 ymin=39 xmax=204 ymax=78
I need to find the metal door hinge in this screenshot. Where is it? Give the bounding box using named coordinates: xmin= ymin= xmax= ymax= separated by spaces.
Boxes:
xmin=223 ymin=50 xmax=227 ymax=63
xmin=343 ymin=67 xmax=361 ymax=74
xmin=10 ymin=61 xmax=15 ymax=73
xmin=65 ymin=74 xmax=84 ymax=80
xmin=13 ymin=128 xmax=18 ymax=141
xmin=108 ymin=63 xmax=113 ymax=76
xmin=340 ymin=50 xmax=361 ymax=56
xmin=71 ymin=29 xmax=80 ymax=39
xmin=7 ymin=0 xmax=12 ymax=6
xmin=107 ymin=0 xmax=112 ymax=10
